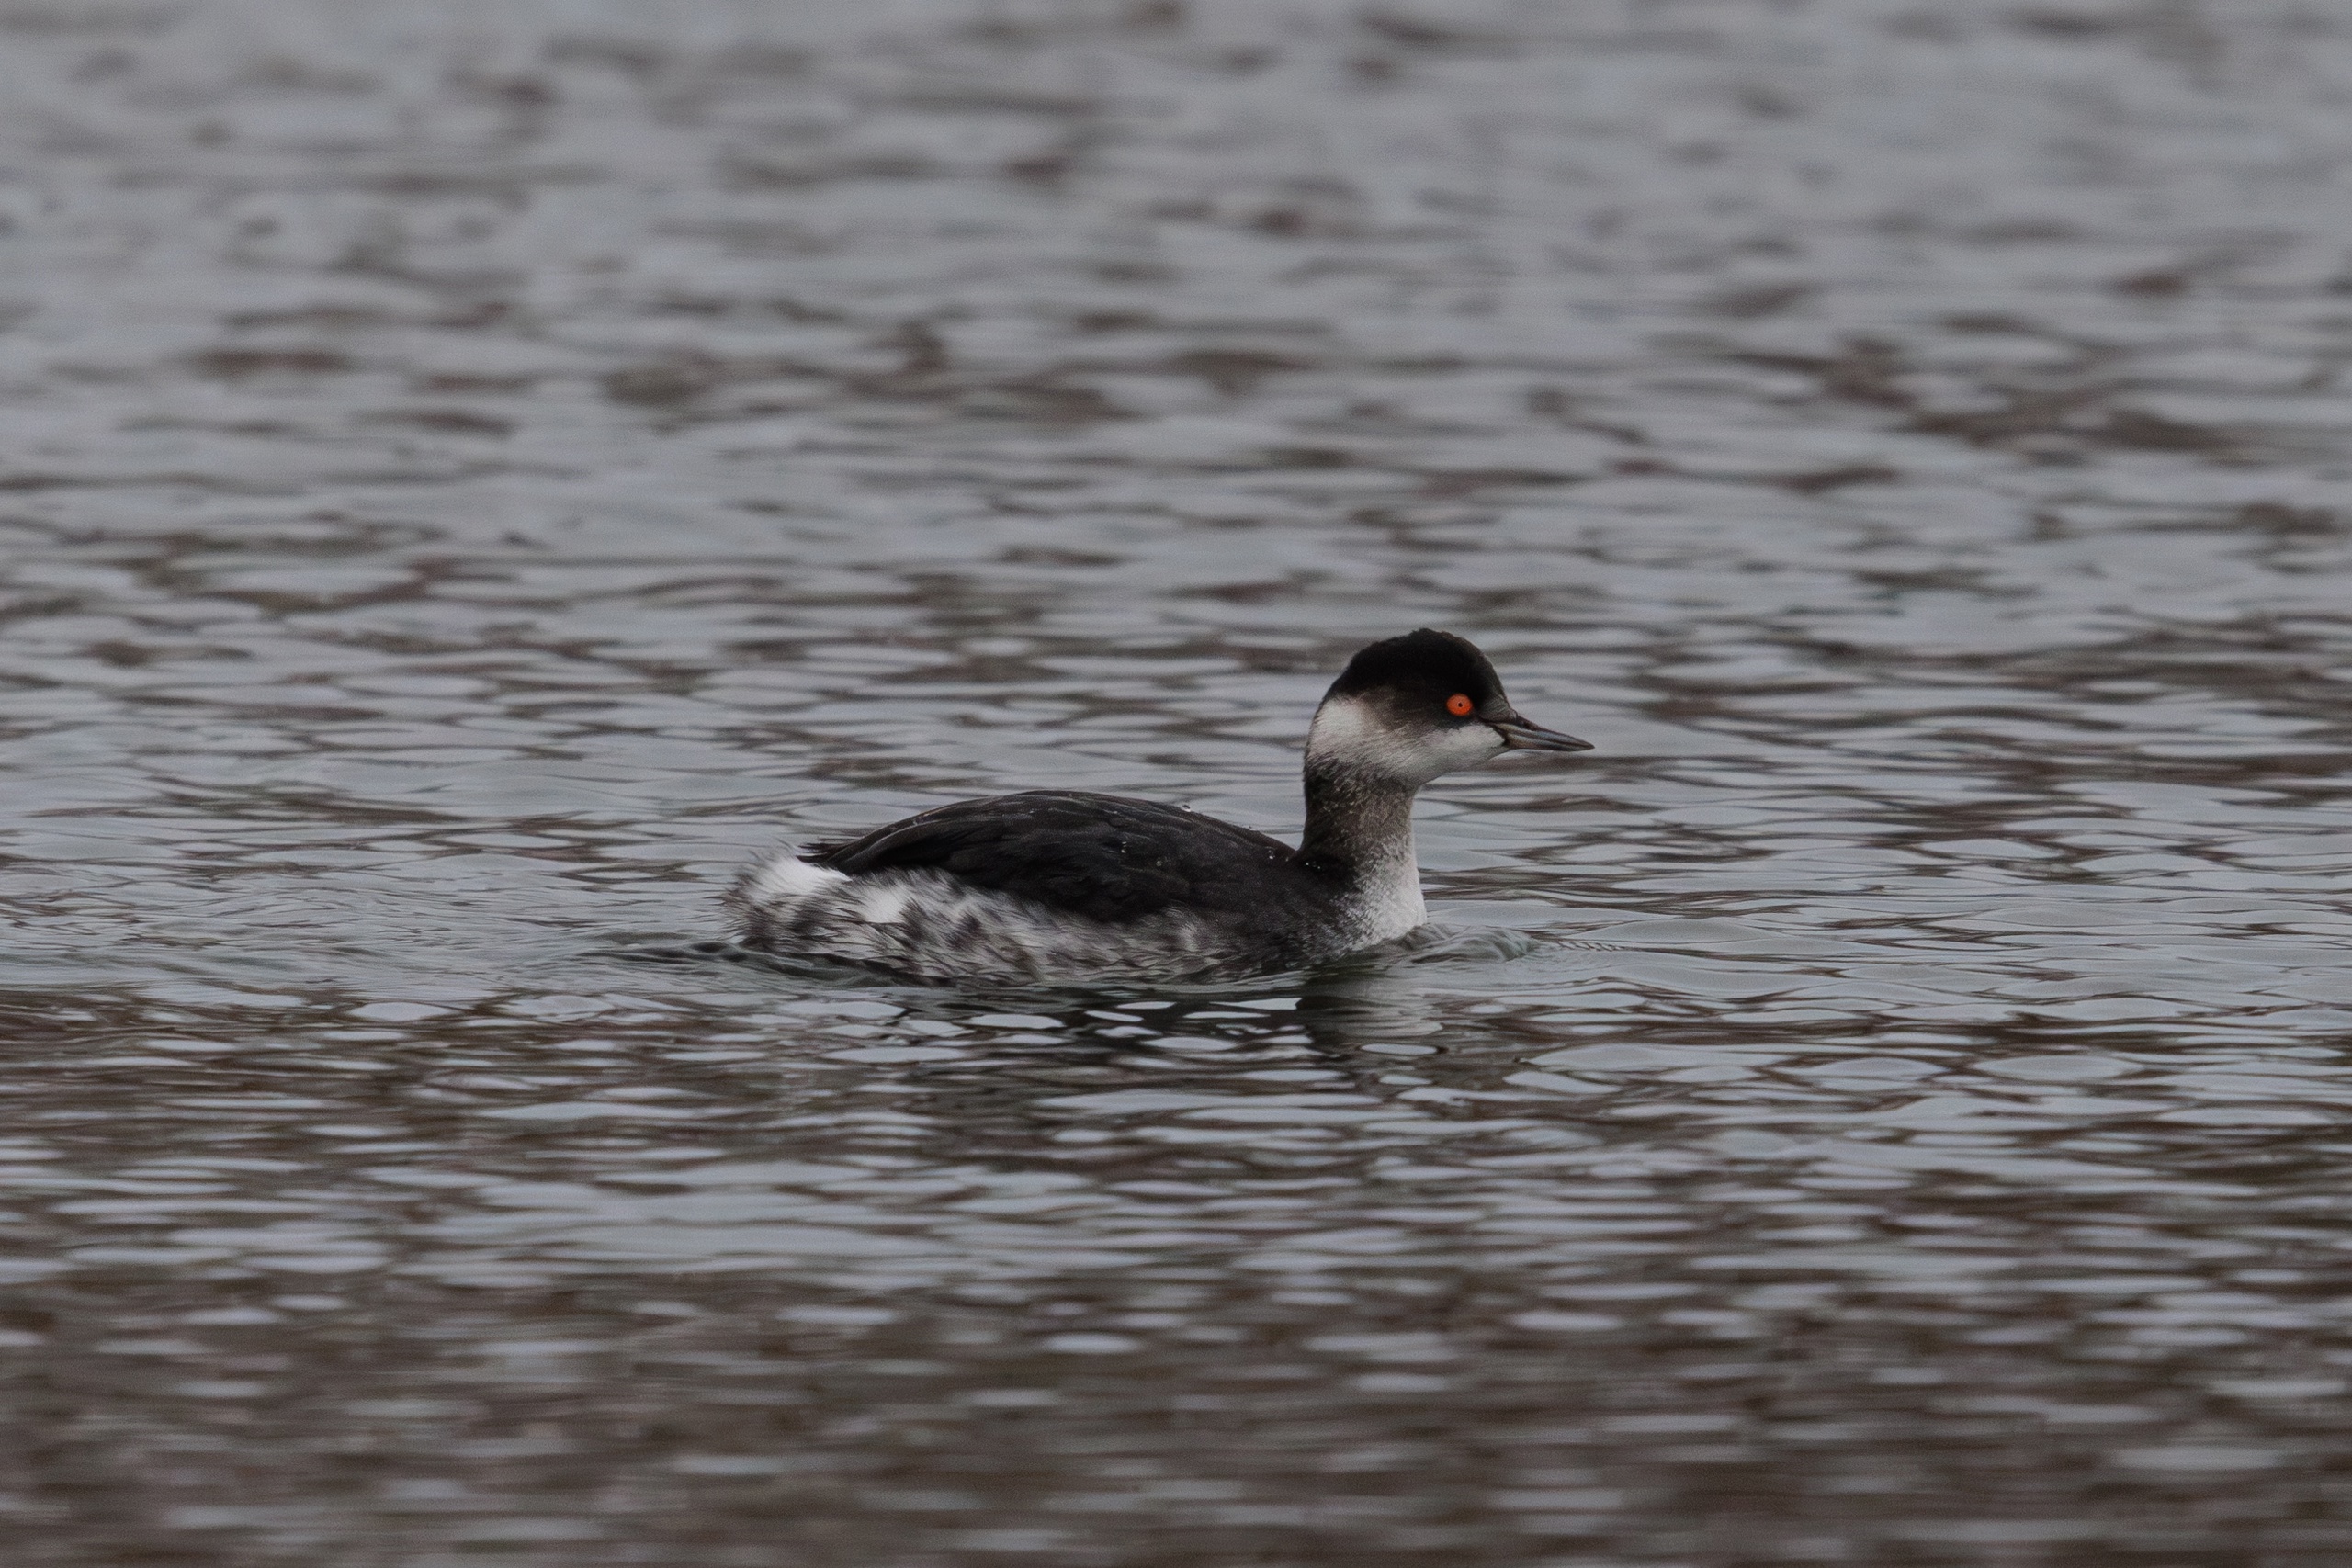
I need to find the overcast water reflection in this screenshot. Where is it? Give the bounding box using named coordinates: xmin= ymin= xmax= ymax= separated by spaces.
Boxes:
xmin=6 ymin=1 xmax=2352 ymax=1562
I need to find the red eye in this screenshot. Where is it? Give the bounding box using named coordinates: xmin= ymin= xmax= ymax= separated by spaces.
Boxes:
xmin=1446 ymin=693 xmax=1474 ymax=716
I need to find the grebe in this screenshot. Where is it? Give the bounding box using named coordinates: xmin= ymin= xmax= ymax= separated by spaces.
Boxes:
xmin=729 ymin=629 xmax=1590 ymax=984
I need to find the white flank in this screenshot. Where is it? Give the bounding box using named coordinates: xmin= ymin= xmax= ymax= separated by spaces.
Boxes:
xmin=747 ymin=852 xmax=849 ymax=904
xmin=856 ymin=884 xmax=911 ymax=925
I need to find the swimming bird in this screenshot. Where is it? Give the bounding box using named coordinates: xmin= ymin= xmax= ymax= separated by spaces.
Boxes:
xmin=729 ymin=628 xmax=1591 ymax=985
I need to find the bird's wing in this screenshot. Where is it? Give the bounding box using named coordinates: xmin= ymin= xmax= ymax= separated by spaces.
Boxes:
xmin=803 ymin=791 xmax=1302 ymax=924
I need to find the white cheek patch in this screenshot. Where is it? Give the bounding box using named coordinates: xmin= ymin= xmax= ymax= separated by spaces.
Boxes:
xmin=1430 ymin=720 xmax=1506 ymax=771
xmin=1308 ymin=695 xmax=1423 ymax=778
xmin=1308 ymin=694 xmax=1502 ymax=784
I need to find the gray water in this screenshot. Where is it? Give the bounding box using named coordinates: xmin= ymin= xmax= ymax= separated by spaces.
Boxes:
xmin=6 ymin=1 xmax=2352 ymax=1562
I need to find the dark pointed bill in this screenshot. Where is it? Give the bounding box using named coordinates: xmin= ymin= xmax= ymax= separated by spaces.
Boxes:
xmin=1492 ymin=715 xmax=1593 ymax=753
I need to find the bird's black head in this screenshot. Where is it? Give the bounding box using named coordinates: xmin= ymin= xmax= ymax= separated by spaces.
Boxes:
xmin=1326 ymin=628 xmax=1508 ymax=715
xmin=1308 ymin=628 xmax=1591 ymax=788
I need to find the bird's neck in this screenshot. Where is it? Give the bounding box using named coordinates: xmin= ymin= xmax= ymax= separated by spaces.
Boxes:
xmin=1300 ymin=762 xmax=1425 ymax=939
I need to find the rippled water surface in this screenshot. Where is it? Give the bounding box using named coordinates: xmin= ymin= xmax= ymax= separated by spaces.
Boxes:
xmin=7 ymin=1 xmax=2352 ymax=1562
